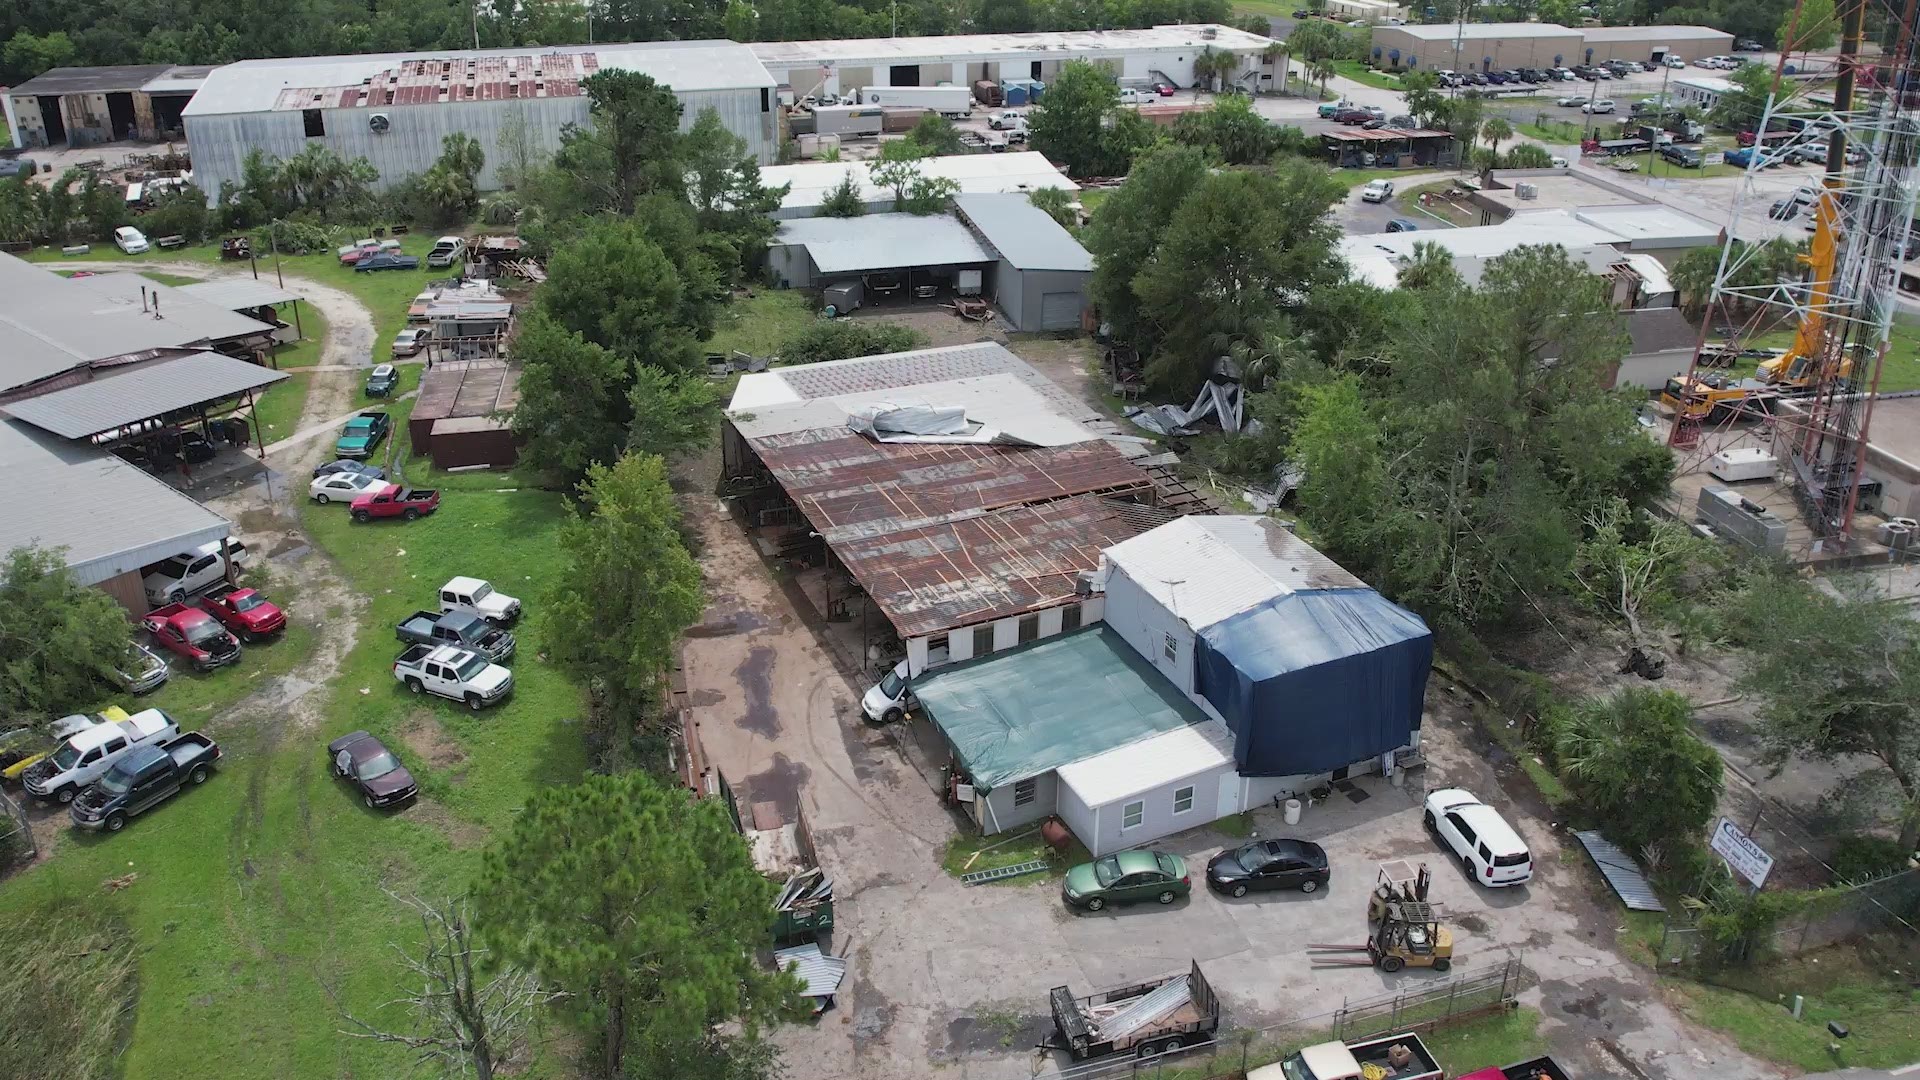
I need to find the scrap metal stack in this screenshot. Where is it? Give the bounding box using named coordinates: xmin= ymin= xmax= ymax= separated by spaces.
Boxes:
xmin=775 ymin=866 xmax=833 ymax=923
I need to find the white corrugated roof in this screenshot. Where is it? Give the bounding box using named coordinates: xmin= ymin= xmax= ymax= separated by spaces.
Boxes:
xmin=1572 ymin=204 xmax=1721 ymax=246
xmin=185 ymin=40 xmax=771 ymax=116
xmin=954 ymin=193 xmax=1093 ymax=272
xmin=0 ymin=419 xmax=230 ymax=586
xmin=1385 ymin=22 xmax=1581 ymax=40
xmin=730 ymin=372 xmax=1094 ymax=446
xmin=752 ymin=24 xmax=1270 ymax=67
xmin=1057 ymin=720 xmax=1237 ymax=807
xmin=1675 ymin=76 xmax=1737 ymax=93
xmin=761 ymin=152 xmax=1076 ymax=214
xmin=1581 ymin=25 xmax=1731 ymax=41
xmin=773 ymin=213 xmax=992 ymax=274
xmin=1104 ymin=516 xmax=1363 ymax=629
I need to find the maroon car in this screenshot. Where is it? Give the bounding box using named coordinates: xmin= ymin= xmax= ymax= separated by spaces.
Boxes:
xmin=326 ymin=730 xmax=417 ymax=809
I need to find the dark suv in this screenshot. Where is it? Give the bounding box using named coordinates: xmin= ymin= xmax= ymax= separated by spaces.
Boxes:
xmin=1659 ymin=144 xmax=1703 ymax=168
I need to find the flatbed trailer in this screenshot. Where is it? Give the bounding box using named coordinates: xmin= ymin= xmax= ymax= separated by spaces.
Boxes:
xmin=1048 ymin=961 xmax=1219 ymax=1060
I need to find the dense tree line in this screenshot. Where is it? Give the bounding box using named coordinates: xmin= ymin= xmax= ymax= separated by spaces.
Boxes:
xmin=1 ymin=0 xmax=1235 ymax=84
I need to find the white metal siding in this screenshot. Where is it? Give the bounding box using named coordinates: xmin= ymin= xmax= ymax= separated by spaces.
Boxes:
xmin=1102 ymin=567 xmax=1197 ymax=696
xmin=991 ymin=259 xmax=1024 ymax=328
xmin=1082 ymin=761 xmax=1238 ymax=855
xmin=188 ymin=88 xmax=769 ymax=202
xmin=1056 ymin=777 xmax=1098 ymax=852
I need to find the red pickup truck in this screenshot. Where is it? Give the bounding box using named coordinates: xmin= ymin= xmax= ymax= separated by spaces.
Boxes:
xmin=141 ymin=605 xmax=242 ymax=671
xmin=196 ymin=585 xmax=286 ymax=642
xmin=350 ymin=483 xmax=441 ymax=523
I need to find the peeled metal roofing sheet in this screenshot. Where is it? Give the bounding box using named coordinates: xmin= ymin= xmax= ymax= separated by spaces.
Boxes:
xmin=774 ymin=942 xmax=847 ymax=998
xmin=1573 ymin=830 xmax=1667 ymax=912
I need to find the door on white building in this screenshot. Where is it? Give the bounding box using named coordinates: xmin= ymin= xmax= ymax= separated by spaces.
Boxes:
xmin=1216 ymin=772 xmax=1242 ymax=819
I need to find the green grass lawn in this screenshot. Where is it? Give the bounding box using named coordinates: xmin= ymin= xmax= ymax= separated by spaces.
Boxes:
xmin=703 ymin=289 xmax=818 ymax=359
xmin=1078 ymin=188 xmax=1112 ymax=219
xmin=1666 ymin=944 xmax=1920 ymax=1071
xmin=941 ymin=830 xmax=1088 ymax=883
xmin=1334 ymin=60 xmax=1402 ymax=91
xmin=1518 ymin=117 xmax=1590 ymax=143
xmin=1423 ymin=1008 xmax=1548 ymax=1072
xmin=1599 ymin=150 xmax=1744 ymax=180
xmin=1712 ymin=321 xmax=1920 ymax=394
xmin=0 ymin=441 xmax=586 ymax=1080
xmin=1229 ymin=0 xmax=1294 ymax=19
xmin=1396 ymin=181 xmax=1478 ymax=227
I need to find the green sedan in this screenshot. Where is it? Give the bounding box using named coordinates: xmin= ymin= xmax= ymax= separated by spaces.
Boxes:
xmin=1062 ymin=850 xmax=1190 ymax=912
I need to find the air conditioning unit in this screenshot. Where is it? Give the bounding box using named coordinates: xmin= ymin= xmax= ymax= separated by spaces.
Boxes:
xmin=368 ymin=113 xmax=392 ymax=133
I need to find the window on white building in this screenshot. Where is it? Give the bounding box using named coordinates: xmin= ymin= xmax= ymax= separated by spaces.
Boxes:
xmin=1061 ymin=603 xmax=1082 ymax=632
xmin=1162 ymin=632 xmax=1177 ymax=664
xmin=1013 ymin=777 xmax=1038 ymax=807
xmin=1172 ymin=785 xmax=1195 ymax=814
xmin=1122 ymin=800 xmax=1145 ymax=830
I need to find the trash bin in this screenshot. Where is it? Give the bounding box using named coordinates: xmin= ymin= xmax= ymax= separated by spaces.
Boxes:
xmin=1284 ymin=798 xmax=1302 ymax=825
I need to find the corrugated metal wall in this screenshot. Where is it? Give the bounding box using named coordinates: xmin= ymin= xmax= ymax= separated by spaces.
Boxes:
xmin=188 ymin=87 xmax=771 ymax=202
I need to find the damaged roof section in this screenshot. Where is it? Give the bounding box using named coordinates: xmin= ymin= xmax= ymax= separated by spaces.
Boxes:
xmin=727 ymin=343 xmax=1163 ymax=639
xmin=836 ymin=495 xmax=1147 ymax=638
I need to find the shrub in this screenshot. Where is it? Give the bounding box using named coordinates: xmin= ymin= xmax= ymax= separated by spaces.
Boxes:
xmin=779 ymin=319 xmax=924 ymax=365
xmin=1830 ymin=834 xmax=1912 ymax=883
xmin=1546 ymin=688 xmax=1723 ymax=854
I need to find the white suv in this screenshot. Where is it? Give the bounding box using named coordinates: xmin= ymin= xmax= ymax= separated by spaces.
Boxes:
xmin=142 ymin=538 xmax=250 ymax=606
xmin=1424 ymin=788 xmax=1533 ymax=887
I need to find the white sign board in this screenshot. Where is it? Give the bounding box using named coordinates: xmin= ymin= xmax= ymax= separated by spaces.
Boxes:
xmin=1710 ymin=817 xmax=1775 ymax=888
xmin=1705 ymin=152 xmax=1725 ymax=166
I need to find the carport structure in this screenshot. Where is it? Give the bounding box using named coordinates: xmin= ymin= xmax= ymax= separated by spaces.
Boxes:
xmin=1 ymin=351 xmax=288 ymax=463
xmin=1321 ymin=128 xmax=1456 ymax=169
xmin=172 ymin=278 xmax=307 ymax=355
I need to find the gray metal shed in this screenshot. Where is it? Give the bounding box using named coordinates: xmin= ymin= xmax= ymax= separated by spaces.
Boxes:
xmin=954 ymin=193 xmax=1093 ymax=332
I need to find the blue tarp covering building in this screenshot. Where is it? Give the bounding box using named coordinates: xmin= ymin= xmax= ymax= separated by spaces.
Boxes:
xmin=1102 ymin=516 xmax=1432 ymax=779
xmin=1194 ymin=589 xmax=1432 ymax=776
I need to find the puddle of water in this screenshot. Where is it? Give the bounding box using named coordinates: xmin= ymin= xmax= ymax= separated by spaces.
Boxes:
xmin=735 ymin=646 xmax=778 ymax=738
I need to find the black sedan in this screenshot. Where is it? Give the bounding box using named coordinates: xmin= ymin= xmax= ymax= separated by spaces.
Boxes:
xmin=327 ymin=731 xmax=418 ymax=809
xmin=313 ymin=459 xmax=388 ymax=481
xmin=1206 ymin=839 xmax=1330 ymax=897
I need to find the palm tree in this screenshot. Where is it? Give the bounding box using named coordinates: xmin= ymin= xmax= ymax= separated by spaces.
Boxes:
xmin=1310 ymin=57 xmax=1336 ymax=97
xmin=1263 ymin=40 xmax=1290 ymax=95
xmin=1481 ymin=116 xmax=1512 ymax=161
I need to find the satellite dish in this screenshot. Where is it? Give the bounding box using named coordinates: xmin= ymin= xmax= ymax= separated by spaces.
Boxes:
xmin=368 ymin=113 xmax=391 ymax=133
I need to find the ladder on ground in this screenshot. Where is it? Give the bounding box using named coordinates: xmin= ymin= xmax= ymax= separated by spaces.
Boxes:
xmin=960 ymin=860 xmax=1050 ymax=886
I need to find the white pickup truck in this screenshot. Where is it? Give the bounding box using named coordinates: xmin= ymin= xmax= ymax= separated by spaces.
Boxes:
xmin=438 ymin=576 xmax=522 ymax=624
xmin=22 ymin=708 xmax=182 ymax=804
xmin=393 ymin=644 xmax=514 ymax=711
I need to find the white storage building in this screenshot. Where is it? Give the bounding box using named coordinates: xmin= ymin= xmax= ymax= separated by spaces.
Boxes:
xmin=751 ymin=24 xmax=1273 ymax=99
xmin=758 ymin=151 xmax=1076 ymax=218
xmin=183 ymin=40 xmax=777 ymax=201
xmin=1368 ymin=22 xmax=1584 ymax=72
xmin=1578 ymin=25 xmax=1733 ymax=66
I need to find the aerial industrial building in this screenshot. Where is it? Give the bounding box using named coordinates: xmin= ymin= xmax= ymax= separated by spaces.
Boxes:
xmin=1369 ymin=21 xmax=1729 ymax=71
xmin=183 ymin=40 xmax=778 ymax=200
xmin=750 ymin=24 xmax=1273 ymax=99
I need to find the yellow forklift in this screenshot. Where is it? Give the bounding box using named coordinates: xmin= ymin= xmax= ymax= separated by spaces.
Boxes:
xmin=1312 ymin=861 xmax=1455 ymax=973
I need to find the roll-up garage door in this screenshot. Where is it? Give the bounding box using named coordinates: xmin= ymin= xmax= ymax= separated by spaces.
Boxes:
xmin=1040 ymin=291 xmax=1081 ymax=330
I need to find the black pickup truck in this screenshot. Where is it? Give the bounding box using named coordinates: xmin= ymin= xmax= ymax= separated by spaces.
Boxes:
xmin=69 ymin=732 xmax=221 ymax=833
xmin=395 ymin=609 xmax=516 ymax=661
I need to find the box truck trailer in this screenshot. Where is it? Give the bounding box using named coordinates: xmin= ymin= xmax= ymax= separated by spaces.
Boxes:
xmin=858 ymin=85 xmax=974 ymax=117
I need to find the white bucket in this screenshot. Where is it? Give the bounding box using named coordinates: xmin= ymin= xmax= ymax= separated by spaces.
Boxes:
xmin=1284 ymin=798 xmax=1302 ymax=825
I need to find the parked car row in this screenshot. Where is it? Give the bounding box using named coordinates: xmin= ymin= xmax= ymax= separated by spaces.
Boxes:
xmin=1058 ymin=786 xmax=1531 ymax=915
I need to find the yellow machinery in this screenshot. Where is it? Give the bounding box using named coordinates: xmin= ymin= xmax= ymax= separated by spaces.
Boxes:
xmin=1660 ymin=373 xmax=1776 ymax=422
xmin=1314 ymin=861 xmax=1456 ymax=973
xmin=1757 ymin=178 xmax=1850 ymax=389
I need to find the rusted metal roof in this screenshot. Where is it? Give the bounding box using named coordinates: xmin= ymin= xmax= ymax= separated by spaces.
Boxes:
xmin=413 ymin=360 xmax=520 ymax=424
xmin=751 ymin=427 xmax=1149 ymax=546
xmin=835 ymin=495 xmax=1149 ymax=638
xmin=275 ymin=51 xmax=599 ymax=111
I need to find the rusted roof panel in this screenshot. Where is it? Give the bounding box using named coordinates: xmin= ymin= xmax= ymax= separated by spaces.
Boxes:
xmin=751 ymin=428 xmax=1149 ymax=545
xmin=835 ymin=495 xmax=1148 ymax=638
xmin=414 ymin=360 xmax=520 ymax=423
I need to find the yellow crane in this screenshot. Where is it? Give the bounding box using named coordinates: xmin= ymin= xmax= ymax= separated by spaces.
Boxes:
xmin=1755 ymin=179 xmax=1850 ymax=389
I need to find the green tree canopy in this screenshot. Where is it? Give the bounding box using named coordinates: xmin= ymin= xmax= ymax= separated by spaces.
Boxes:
xmin=1028 ymin=60 xmax=1156 ymax=177
xmin=0 ymin=546 xmax=131 ymax=721
xmin=476 ymin=770 xmax=801 ymax=1078
xmin=1292 ymin=246 xmax=1672 ymax=626
xmin=1732 ymin=574 xmax=1920 ymax=850
xmin=536 ymin=208 xmax=720 ymax=371
xmin=544 ymin=454 xmax=706 ymax=735
xmin=682 ymin=106 xmax=792 ymax=282
xmin=1546 ymin=688 xmax=1724 ymax=854
xmin=553 ymin=70 xmax=686 ymax=215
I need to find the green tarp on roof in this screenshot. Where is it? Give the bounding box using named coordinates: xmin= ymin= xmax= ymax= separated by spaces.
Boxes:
xmin=913 ymin=625 xmax=1207 ymax=792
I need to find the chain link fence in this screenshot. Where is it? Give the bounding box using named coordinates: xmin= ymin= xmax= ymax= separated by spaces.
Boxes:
xmin=0 ymin=785 xmax=37 ymax=870
xmin=1656 ymin=867 xmax=1920 ymax=967
xmin=1049 ymin=958 xmax=1529 ymax=1080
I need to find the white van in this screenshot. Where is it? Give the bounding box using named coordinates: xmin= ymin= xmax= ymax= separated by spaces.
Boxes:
xmin=1423 ymin=788 xmax=1533 ymax=886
